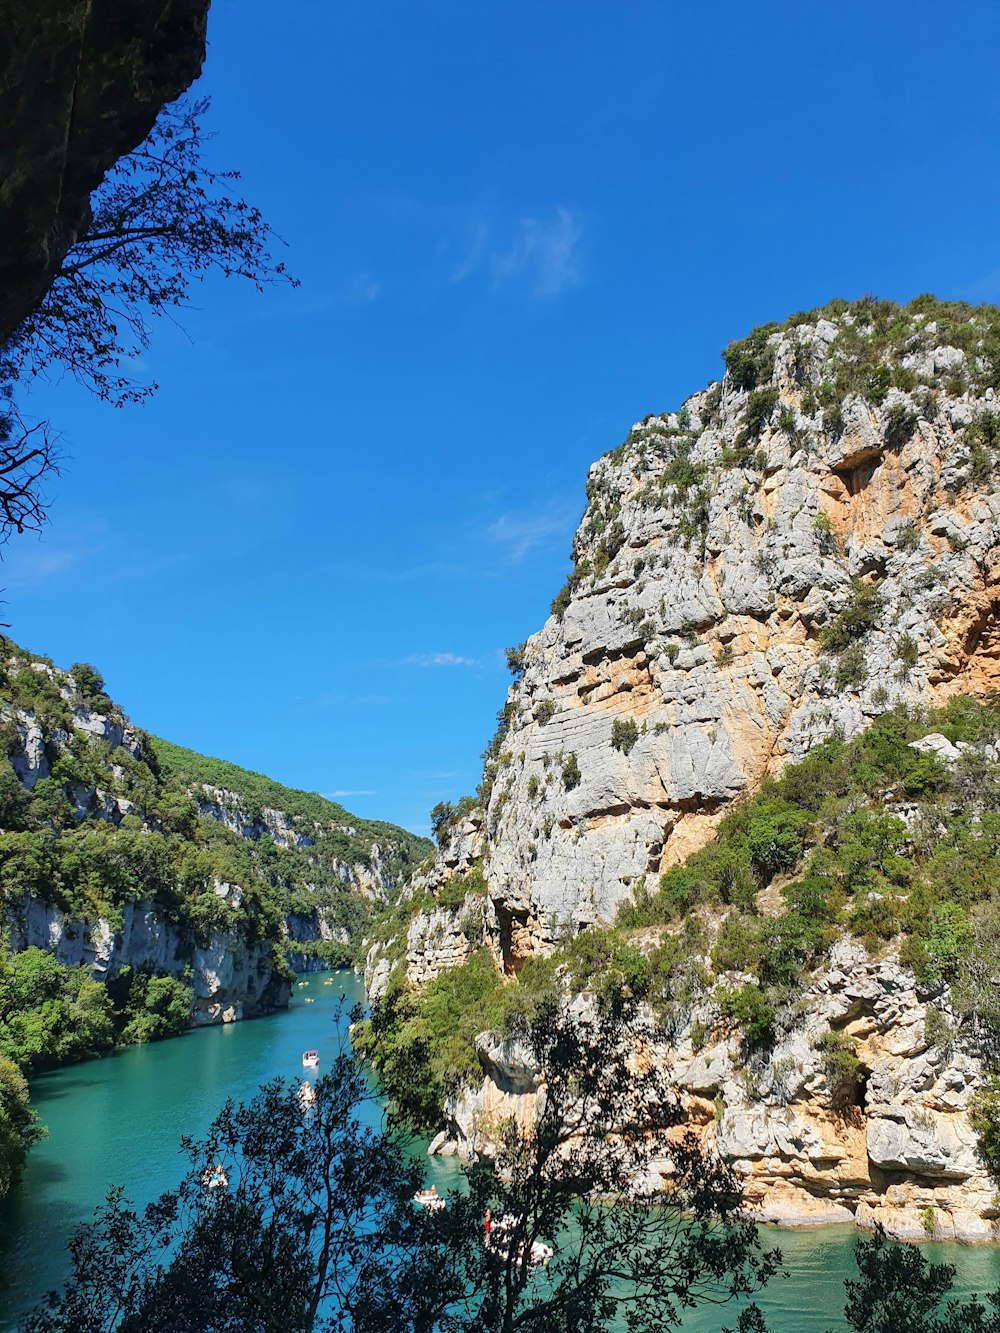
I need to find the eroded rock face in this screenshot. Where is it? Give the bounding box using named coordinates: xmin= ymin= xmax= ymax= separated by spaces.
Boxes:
xmin=5 ymin=892 xmax=288 ymax=1024
xmin=483 ymin=313 xmax=1000 ymax=953
xmin=0 ymin=0 xmax=210 ymax=344
xmin=433 ymin=941 xmax=997 ymax=1242
xmin=365 ymin=813 xmax=486 ymax=999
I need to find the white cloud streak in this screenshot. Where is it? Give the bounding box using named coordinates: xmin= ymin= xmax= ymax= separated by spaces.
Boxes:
xmin=492 ymin=207 xmax=582 ymax=297
xmin=403 ymin=652 xmax=480 ymax=668
xmin=487 ymin=502 xmax=577 ymax=561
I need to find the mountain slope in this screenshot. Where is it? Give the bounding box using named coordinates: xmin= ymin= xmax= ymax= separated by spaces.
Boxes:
xmin=364 ymin=295 xmax=1000 ymax=1242
xmin=0 ymin=636 xmax=429 ymax=1014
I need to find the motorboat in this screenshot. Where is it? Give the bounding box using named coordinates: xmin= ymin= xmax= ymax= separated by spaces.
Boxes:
xmin=202 ymin=1164 xmax=228 ymax=1190
xmin=489 ymin=1215 xmax=552 ymax=1267
xmin=302 ymin=1050 xmax=320 ymax=1068
xmin=413 ymin=1187 xmax=445 ymax=1211
xmin=298 ymin=1081 xmax=317 ymax=1105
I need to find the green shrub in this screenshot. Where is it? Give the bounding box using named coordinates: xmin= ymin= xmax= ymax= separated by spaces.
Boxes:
xmin=895 ymin=522 xmax=919 ymax=552
xmin=971 ymin=1078 xmax=1000 ymax=1180
xmin=561 ymin=752 xmax=581 ymax=790
xmin=744 ymin=801 xmax=811 ymax=881
xmin=895 ymin=633 xmax=919 ymax=671
xmin=835 ymin=643 xmax=867 ymax=690
xmin=610 ymin=719 xmax=639 ymax=754
xmin=0 ymin=1056 xmax=43 ymax=1197
xmin=884 ymin=402 xmax=918 ymax=445
xmin=741 ymin=386 xmax=780 ymax=437
xmin=923 ymin=1006 xmax=954 ymax=1053
xmin=534 ymin=699 xmax=558 ymax=726
xmin=821 ymin=578 xmax=885 ymax=651
xmin=722 ymin=325 xmax=778 ymax=391
xmin=716 ymin=983 xmax=777 ymax=1047
xmin=816 ymin=1030 xmax=865 ymax=1113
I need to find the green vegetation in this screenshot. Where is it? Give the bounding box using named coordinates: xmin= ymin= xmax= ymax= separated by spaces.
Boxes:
xmin=0 ymin=937 xmax=197 ymax=1192
xmin=0 ymin=637 xmax=431 ymax=1193
xmin=816 ymin=1030 xmax=866 ymax=1113
xmin=610 ymin=718 xmax=639 ymax=754
xmin=0 ymin=1056 xmax=42 ymax=1197
xmin=820 ymin=578 xmax=885 ymax=652
xmin=364 ymin=696 xmax=1000 ymax=1173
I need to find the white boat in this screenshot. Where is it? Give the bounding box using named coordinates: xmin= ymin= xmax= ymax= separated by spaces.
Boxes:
xmin=413 ymin=1188 xmax=445 ymax=1211
xmin=302 ymin=1050 xmax=320 ymax=1068
xmin=202 ymin=1164 xmax=228 ymax=1190
xmin=298 ymin=1081 xmax=316 ymax=1105
xmin=490 ymin=1216 xmax=552 ymax=1267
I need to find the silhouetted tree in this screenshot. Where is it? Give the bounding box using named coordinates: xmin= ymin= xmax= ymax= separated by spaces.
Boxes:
xmin=0 ymin=96 xmax=294 ymax=546
xmin=23 ymin=999 xmax=778 ymax=1332
xmin=833 ymin=1226 xmax=1000 ymax=1333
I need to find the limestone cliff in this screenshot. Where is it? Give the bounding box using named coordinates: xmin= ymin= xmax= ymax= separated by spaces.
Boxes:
xmin=379 ymin=296 xmax=1000 ymax=1243
xmin=487 ymin=299 xmax=1000 ymax=961
xmin=436 ymin=936 xmax=994 ymax=1242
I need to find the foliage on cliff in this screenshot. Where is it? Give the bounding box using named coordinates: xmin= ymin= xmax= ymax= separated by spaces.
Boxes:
xmin=365 ymin=697 xmax=1000 ymax=1169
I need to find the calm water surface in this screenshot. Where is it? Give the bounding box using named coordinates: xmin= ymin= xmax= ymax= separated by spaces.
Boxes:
xmin=0 ymin=971 xmax=997 ymax=1329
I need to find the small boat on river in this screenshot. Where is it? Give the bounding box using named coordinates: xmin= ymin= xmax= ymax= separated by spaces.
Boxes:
xmin=413 ymin=1186 xmax=445 ymax=1211
xmin=302 ymin=1050 xmax=320 ymax=1068
xmin=202 ymin=1163 xmax=229 ymax=1190
xmin=298 ymin=1081 xmax=316 ymax=1106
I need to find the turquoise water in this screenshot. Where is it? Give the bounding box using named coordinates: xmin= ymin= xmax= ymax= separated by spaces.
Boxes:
xmin=0 ymin=971 xmax=998 ymax=1329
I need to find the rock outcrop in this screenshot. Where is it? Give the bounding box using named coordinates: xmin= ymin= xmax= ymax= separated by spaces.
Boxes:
xmin=0 ymin=641 xmax=428 ymax=1025
xmin=6 ymin=892 xmax=287 ymax=1024
xmin=391 ymin=297 xmax=1000 ymax=1242
xmin=433 ymin=940 xmax=996 ymax=1242
xmin=484 ymin=302 xmax=1000 ymax=959
xmin=0 ymin=0 xmax=209 ymax=345
xmin=365 ymin=812 xmax=486 ymax=999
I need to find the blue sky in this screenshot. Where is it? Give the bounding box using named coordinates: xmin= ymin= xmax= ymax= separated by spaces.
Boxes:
xmin=8 ymin=0 xmax=1000 ymax=835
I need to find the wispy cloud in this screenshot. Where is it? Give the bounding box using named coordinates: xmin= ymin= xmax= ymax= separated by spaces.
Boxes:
xmin=324 ymin=789 xmax=376 ymax=799
xmin=492 ymin=207 xmax=582 ymax=297
xmin=487 ymin=501 xmax=577 ymax=561
xmin=403 ymin=652 xmax=480 ymax=668
xmin=449 ymin=219 xmax=489 ymax=285
xmin=343 ymin=272 xmax=381 ymax=304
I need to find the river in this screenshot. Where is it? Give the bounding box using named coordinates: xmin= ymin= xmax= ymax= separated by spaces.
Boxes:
xmin=1 ymin=973 xmax=998 ymax=1330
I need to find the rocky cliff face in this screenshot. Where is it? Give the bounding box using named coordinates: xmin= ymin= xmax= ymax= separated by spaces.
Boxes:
xmin=485 ymin=300 xmax=1000 ymax=963
xmin=437 ymin=938 xmax=994 ymax=1242
xmin=0 ymin=641 xmax=427 ymax=1025
xmin=386 ymin=297 xmax=1000 ymax=1242
xmin=5 ymin=892 xmax=286 ymax=1024
xmin=366 ymin=813 xmax=486 ymax=999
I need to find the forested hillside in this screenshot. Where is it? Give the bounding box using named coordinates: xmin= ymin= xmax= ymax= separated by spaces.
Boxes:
xmin=0 ymin=637 xmax=430 ymax=1196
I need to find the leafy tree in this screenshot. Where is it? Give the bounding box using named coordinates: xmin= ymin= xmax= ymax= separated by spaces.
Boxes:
xmin=20 ymin=1043 xmax=461 ymax=1333
xmin=0 ymin=1055 xmax=43 ymax=1196
xmin=832 ymin=1226 xmax=1000 ymax=1332
xmin=30 ymin=1002 xmax=779 ymax=1331
xmin=3 ymin=97 xmax=294 ymax=409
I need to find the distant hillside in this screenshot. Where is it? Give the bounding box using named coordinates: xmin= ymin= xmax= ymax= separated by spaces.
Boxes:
xmin=151 ymin=736 xmax=430 ymax=887
xmin=0 ymin=635 xmax=429 ymax=1195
